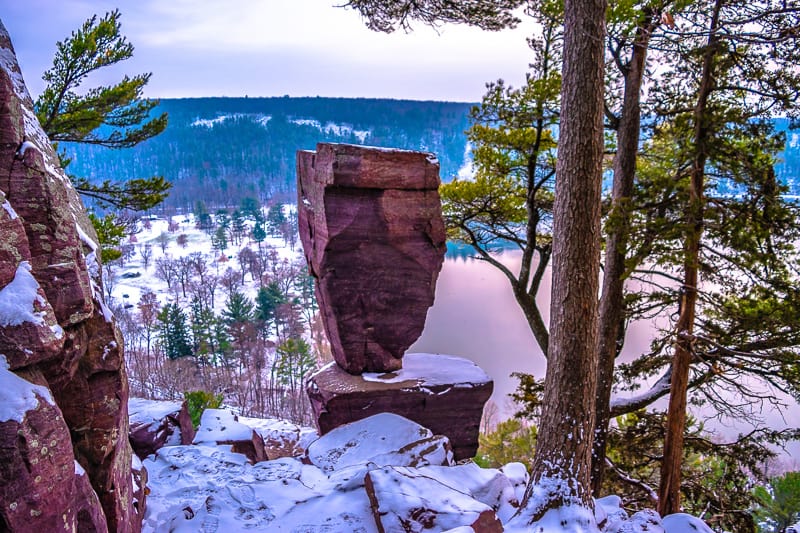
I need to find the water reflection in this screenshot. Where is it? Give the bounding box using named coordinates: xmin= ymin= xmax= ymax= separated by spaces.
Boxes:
xmin=411 ymin=250 xmax=800 ymax=464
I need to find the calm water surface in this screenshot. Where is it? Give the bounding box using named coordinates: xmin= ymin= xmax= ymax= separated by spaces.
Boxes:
xmin=411 ymin=251 xmax=800 ymax=464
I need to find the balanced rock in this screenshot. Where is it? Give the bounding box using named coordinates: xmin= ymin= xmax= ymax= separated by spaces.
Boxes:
xmin=297 ymin=143 xmax=446 ymax=374
xmin=0 ymin=21 xmax=142 ymax=532
xmin=307 ymin=353 xmax=493 ymax=460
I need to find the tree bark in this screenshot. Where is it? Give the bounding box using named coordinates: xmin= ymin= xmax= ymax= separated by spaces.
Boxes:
xmin=657 ymin=0 xmax=722 ymax=515
xmin=511 ymin=0 xmax=606 ymax=523
xmin=592 ymin=13 xmax=654 ymax=495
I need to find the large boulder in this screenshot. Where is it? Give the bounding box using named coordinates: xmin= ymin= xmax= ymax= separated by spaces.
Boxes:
xmin=308 ymin=353 xmax=493 ymax=460
xmin=304 ymin=412 xmax=454 ymax=473
xmin=193 ymin=409 xmax=268 ymax=464
xmin=128 ymin=398 xmax=195 ymax=459
xmin=0 ymin=20 xmax=142 ymax=532
xmin=0 ymin=360 xmax=107 ymax=532
xmin=365 ymin=466 xmax=504 ymax=533
xmin=297 ymin=143 xmax=447 ymax=374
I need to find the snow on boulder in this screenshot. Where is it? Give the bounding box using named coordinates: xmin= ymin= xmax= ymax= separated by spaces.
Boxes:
xmin=595 ymin=495 xmax=628 ymax=530
xmin=238 ymin=414 xmax=317 ymax=459
xmin=0 ymin=363 xmax=98 ymax=531
xmin=304 ymin=412 xmax=454 ymax=473
xmin=501 ymin=462 xmax=530 ymax=505
xmin=605 ymin=509 xmax=664 ymax=533
xmin=365 ymin=465 xmax=503 ymax=533
xmin=141 ymin=445 xmax=377 ymax=532
xmin=413 ymin=462 xmax=522 ymax=522
xmin=309 ymin=353 xmax=493 ymax=460
xmin=193 ymin=408 xmax=267 ymax=463
xmin=129 ymin=397 xmax=195 ymax=459
xmin=661 ymin=513 xmax=714 ymax=533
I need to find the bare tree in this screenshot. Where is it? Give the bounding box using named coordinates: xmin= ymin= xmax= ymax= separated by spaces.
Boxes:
xmin=139 ymin=243 xmax=153 ymax=270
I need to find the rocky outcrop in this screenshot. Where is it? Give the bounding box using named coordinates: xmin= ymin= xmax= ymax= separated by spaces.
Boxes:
xmin=0 ymin=20 xmax=141 ymax=532
xmin=128 ymin=398 xmax=195 ymax=459
xmin=365 ymin=466 xmax=504 ymax=533
xmin=308 ymin=353 xmax=493 ymax=460
xmin=192 ymin=409 xmax=267 ymax=464
xmin=142 ymin=414 xmax=517 ymax=531
xmin=297 ymin=143 xmax=447 ymax=374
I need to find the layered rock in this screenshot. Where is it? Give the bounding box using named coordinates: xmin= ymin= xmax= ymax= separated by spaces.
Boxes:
xmin=0 ymin=20 xmax=141 ymax=532
xmin=297 ymin=143 xmax=446 ymax=374
xmin=308 ymin=353 xmax=493 ymax=460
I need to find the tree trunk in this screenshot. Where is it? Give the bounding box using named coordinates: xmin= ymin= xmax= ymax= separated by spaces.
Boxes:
xmin=511 ymin=0 xmax=606 ymax=523
xmin=592 ymin=14 xmax=653 ymax=495
xmin=657 ymin=0 xmax=722 ymax=515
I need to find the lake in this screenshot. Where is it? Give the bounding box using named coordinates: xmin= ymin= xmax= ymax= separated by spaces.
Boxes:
xmin=411 ymin=251 xmax=800 ymax=465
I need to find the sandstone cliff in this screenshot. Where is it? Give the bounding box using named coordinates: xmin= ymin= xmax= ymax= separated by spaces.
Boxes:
xmin=0 ymin=20 xmax=143 ymax=533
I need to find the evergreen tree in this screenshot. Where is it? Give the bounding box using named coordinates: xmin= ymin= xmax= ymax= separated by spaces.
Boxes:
xmin=211 ymin=226 xmax=228 ymax=253
xmin=35 ymin=10 xmax=170 ymax=211
xmin=255 ymin=282 xmax=286 ymax=336
xmin=440 ymin=2 xmax=562 ymax=353
xmin=222 ymin=291 xmax=254 ymax=326
xmin=753 ymin=472 xmax=800 ymax=533
xmin=266 ymin=203 xmax=287 ymax=236
xmin=274 ymin=338 xmax=316 ymax=392
xmin=156 ymin=303 xmax=193 ymax=360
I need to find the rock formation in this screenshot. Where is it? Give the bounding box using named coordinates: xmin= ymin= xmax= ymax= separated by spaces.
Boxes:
xmin=297 ymin=143 xmax=493 ymax=461
xmin=308 ymin=353 xmax=493 ymax=460
xmin=0 ymin=21 xmax=141 ymax=532
xmin=192 ymin=409 xmax=268 ymax=464
xmin=297 ymin=143 xmax=447 ymax=374
xmin=128 ymin=398 xmax=195 ymax=460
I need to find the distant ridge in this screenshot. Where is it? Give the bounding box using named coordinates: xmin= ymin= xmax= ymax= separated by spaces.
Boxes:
xmin=62 ymin=97 xmax=475 ymax=211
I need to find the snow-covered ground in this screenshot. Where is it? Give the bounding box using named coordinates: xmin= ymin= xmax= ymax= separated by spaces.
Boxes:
xmin=138 ymin=405 xmax=714 ymax=533
xmin=108 ymin=212 xmax=300 ymax=313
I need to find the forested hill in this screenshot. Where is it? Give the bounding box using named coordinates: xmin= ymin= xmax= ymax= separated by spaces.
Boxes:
xmin=61 ymin=97 xmax=799 ymax=211
xmin=62 ymin=97 xmax=474 ymax=211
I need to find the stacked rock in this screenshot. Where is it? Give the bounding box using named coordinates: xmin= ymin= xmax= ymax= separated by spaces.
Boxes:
xmin=297 ymin=143 xmax=493 ymax=460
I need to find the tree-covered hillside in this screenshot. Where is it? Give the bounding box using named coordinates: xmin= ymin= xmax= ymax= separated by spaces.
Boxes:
xmin=62 ymin=97 xmax=473 ymax=210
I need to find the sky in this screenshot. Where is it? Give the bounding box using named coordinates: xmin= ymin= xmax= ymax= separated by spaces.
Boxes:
xmin=2 ymin=0 xmax=539 ymax=102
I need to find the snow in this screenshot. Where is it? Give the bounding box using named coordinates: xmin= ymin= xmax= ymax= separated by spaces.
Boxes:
xmin=367 ymin=465 xmax=496 ymax=531
xmin=0 ymin=31 xmax=69 ymax=183
xmin=0 ymin=261 xmax=45 ymax=327
xmin=129 ymin=397 xmax=184 ymax=429
xmin=360 ymin=352 xmax=491 ymax=389
xmin=661 ymin=513 xmax=714 ymax=533
xmin=75 ymin=222 xmax=98 ymax=252
xmin=304 ymin=412 xmax=452 ymax=473
xmin=193 ymin=408 xmax=257 ymax=444
xmin=289 ymin=118 xmax=371 ymax=141
xmin=15 ymin=140 xmax=37 ymax=158
xmin=137 ymin=408 xmax=719 ymax=532
xmin=191 ymin=113 xmax=272 ymax=129
xmin=0 ymin=43 xmax=31 ymax=102
xmin=1 ymin=199 xmax=17 ymax=220
xmin=237 ymin=415 xmax=317 ymax=451
xmin=0 ymin=354 xmax=54 ymax=423
xmin=74 ymin=460 xmax=86 ymax=477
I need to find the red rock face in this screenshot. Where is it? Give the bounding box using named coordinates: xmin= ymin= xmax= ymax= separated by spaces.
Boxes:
xmin=297 ymin=143 xmax=446 ymax=374
xmin=0 ymin=21 xmax=142 ymax=532
xmin=307 ymin=354 xmax=493 ymax=460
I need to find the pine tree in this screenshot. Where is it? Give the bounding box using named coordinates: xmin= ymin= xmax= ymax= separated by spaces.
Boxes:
xmin=255 ymin=282 xmax=286 ymax=337
xmin=35 ymin=10 xmax=170 ymax=211
xmin=156 ymin=303 xmax=193 ymax=360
